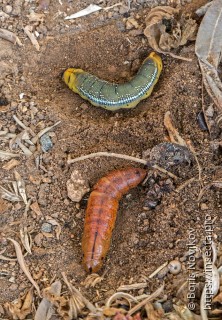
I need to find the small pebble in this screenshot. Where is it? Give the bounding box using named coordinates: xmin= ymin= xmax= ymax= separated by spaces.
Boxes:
xmin=143 ymin=199 xmax=159 ymax=210
xmin=64 ymin=198 xmax=69 ymax=205
xmin=41 ymin=222 xmax=52 ymax=233
xmin=162 ymin=300 xmax=173 ymax=313
xmin=205 ymin=104 xmax=214 ymax=117
xmin=4 ymin=5 xmax=12 ymax=14
xmin=67 ymin=170 xmax=90 ymax=202
xmin=168 ymin=260 xmax=182 ymax=275
xmin=34 ymin=233 xmax=44 ymax=246
xmin=8 ymin=276 xmax=15 ymax=283
xmin=40 ymin=133 xmax=53 ymax=152
xmin=200 ymin=203 xmax=208 ymax=210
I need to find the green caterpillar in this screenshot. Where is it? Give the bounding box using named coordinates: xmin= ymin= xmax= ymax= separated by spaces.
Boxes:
xmin=63 ymin=52 xmax=162 ymax=111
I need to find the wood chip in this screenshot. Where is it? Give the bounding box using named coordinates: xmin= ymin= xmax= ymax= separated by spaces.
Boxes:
xmin=0 ymin=199 xmax=10 ymax=213
xmin=2 ymin=159 xmax=20 ymax=170
xmin=23 ymin=25 xmax=40 ymax=51
xmin=0 ymin=28 xmax=22 ymax=46
xmin=65 ymin=4 xmax=102 ymax=20
xmin=0 ymin=150 xmax=20 ymax=161
xmin=30 ymin=201 xmax=42 ymax=216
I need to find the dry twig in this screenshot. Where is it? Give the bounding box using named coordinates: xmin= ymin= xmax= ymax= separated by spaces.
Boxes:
xmin=7 ymin=238 xmax=41 ymax=297
xmin=127 ymin=284 xmax=164 ymax=316
xmin=67 ymin=152 xmax=177 ymax=179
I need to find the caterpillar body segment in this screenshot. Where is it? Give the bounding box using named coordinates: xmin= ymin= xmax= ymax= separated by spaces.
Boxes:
xmin=63 ymin=52 xmax=162 ymax=111
xmin=82 ymin=167 xmax=147 ymax=273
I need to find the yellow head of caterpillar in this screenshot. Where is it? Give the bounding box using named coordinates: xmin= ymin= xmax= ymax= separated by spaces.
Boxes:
xmin=63 ymin=68 xmax=84 ymax=93
xmin=148 ymin=51 xmax=163 ymax=74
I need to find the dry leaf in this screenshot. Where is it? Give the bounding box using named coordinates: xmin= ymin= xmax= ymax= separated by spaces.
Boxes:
xmin=20 ymin=227 xmax=32 ymax=254
xmin=61 ymin=274 xmax=85 ymax=319
xmin=82 ymin=273 xmax=104 ymax=288
xmin=144 ymin=6 xmax=196 ymax=61
xmin=14 ymin=170 xmax=27 ymax=204
xmin=35 ymin=281 xmax=61 ymax=320
xmin=4 ymin=288 xmax=33 ymax=320
xmin=7 ymin=238 xmax=41 ymax=297
xmin=0 ymin=185 xmax=21 ymax=202
xmin=42 ymin=287 xmax=69 ymax=319
xmin=195 ymin=0 xmax=222 ymax=126
xmin=68 ymin=294 xmax=85 ymax=319
xmin=62 ymin=272 xmax=97 ymax=315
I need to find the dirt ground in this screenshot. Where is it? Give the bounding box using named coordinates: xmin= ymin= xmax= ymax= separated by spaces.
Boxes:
xmin=1 ymin=0 xmax=222 ymax=319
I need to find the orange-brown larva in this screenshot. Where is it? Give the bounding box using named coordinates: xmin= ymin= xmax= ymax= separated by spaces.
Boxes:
xmin=82 ymin=167 xmax=147 ymax=273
